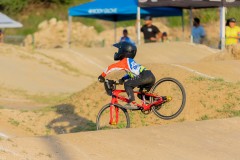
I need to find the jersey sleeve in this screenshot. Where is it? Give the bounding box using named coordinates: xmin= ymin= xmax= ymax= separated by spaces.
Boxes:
xmin=101 ymin=58 xmax=128 ymax=77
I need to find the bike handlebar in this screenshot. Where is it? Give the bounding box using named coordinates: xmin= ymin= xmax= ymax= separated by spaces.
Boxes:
xmin=105 ymin=79 xmax=121 ymax=85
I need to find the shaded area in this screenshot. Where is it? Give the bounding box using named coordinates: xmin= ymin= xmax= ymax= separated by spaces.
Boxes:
xmin=47 ymin=104 xmax=96 ymax=134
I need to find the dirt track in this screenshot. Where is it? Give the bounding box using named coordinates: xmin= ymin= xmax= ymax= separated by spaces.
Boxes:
xmin=1 ymin=118 xmax=240 ymax=160
xmin=0 ymin=42 xmax=240 ymax=159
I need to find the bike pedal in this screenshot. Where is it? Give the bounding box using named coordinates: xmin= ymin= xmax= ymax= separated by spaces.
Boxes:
xmin=166 ymin=96 xmax=172 ymax=102
xmin=110 ymin=121 xmax=117 ymax=125
xmin=162 ymin=96 xmax=172 ymax=102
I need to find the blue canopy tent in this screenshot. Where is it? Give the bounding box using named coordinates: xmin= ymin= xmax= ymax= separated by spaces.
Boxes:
xmin=68 ymin=0 xmax=183 ymax=46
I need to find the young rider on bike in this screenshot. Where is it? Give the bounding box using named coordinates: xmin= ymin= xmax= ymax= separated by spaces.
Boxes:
xmin=98 ymin=41 xmax=155 ymax=109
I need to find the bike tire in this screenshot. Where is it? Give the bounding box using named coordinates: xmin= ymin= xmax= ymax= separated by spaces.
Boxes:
xmin=96 ymin=103 xmax=130 ymax=130
xmin=150 ymin=77 xmax=186 ymax=120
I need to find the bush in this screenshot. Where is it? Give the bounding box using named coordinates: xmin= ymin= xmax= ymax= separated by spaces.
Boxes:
xmin=28 ymin=0 xmax=72 ymax=5
xmin=0 ymin=0 xmax=73 ymax=14
xmin=0 ymin=0 xmax=28 ymax=13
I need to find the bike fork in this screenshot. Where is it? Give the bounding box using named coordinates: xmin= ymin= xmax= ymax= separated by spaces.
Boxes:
xmin=109 ymin=104 xmax=119 ymax=125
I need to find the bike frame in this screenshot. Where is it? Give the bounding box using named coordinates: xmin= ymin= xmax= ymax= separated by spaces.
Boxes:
xmin=109 ymin=89 xmax=164 ymax=125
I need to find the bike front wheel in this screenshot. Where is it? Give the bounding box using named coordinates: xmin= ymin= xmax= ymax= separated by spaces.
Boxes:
xmin=96 ymin=103 xmax=130 ymax=130
xmin=150 ymin=77 xmax=186 ymax=120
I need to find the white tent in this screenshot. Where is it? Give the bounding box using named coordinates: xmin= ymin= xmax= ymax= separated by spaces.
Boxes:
xmin=0 ymin=12 xmax=23 ymax=28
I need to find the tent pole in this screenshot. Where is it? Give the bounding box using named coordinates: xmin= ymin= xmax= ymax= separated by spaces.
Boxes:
xmin=137 ymin=6 xmax=141 ymax=45
xmin=114 ymin=21 xmax=117 ymax=43
xmin=189 ymin=8 xmax=193 ymax=43
xmin=68 ymin=16 xmax=72 ymax=48
xmin=181 ymin=12 xmax=185 ymax=41
xmin=220 ymin=6 xmax=226 ymax=50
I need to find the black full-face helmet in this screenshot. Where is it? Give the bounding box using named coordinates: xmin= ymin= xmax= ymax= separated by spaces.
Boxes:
xmin=113 ymin=41 xmax=137 ymax=61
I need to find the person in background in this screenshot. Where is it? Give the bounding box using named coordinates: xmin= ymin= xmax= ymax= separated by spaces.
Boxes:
xmin=141 ymin=16 xmax=162 ymax=43
xmin=0 ymin=29 xmax=4 ymax=43
xmin=120 ymin=29 xmax=134 ymax=44
xmin=225 ymin=18 xmax=240 ymax=46
xmin=191 ymin=17 xmax=205 ymax=44
xmin=161 ymin=32 xmax=169 ymax=43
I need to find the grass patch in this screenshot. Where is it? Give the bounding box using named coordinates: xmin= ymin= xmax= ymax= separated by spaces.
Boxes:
xmin=77 ymin=17 xmax=105 ymax=33
xmin=190 ymin=76 xmax=225 ymax=83
xmin=211 ymin=78 xmax=224 ymax=83
xmin=8 ymin=118 xmax=20 ymax=126
xmin=230 ymin=110 xmax=240 ymax=117
xmin=191 ymin=76 xmax=208 ymax=81
xmin=178 ymin=117 xmax=185 ymax=122
xmin=36 ymin=106 xmax=57 ymax=113
xmin=0 ymin=106 xmax=5 ymax=109
xmin=197 ymin=115 xmax=209 ymax=121
xmin=71 ymin=121 xmax=96 ymax=132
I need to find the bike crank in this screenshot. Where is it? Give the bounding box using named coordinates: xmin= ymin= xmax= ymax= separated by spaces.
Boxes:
xmin=141 ymin=108 xmax=152 ymax=115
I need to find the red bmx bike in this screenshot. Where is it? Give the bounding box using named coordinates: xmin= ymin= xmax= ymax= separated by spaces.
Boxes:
xmin=96 ymin=77 xmax=186 ymax=130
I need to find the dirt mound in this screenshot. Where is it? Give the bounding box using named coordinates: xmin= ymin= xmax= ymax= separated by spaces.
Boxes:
xmin=200 ymin=44 xmax=240 ymax=62
xmin=201 ymin=51 xmax=235 ymax=61
xmin=231 ymin=44 xmax=240 ymax=60
xmin=24 ymin=18 xmax=100 ymax=49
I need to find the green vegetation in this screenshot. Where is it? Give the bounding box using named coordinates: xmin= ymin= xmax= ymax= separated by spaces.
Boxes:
xmin=0 ymin=0 xmax=77 ymax=14
xmin=8 ymin=118 xmax=20 ymax=126
xmin=0 ymin=0 xmax=28 ymax=14
xmin=1 ymin=0 xmax=91 ymax=35
xmin=70 ymin=121 xmax=96 ymax=132
xmin=197 ymin=115 xmax=209 ymax=121
xmin=76 ymin=17 xmax=105 ymax=33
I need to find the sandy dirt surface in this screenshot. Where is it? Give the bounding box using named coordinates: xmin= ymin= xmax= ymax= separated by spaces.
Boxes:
xmin=1 ymin=118 xmax=240 ymax=160
xmin=183 ymin=60 xmax=240 ymax=82
xmin=0 ymin=42 xmax=240 ymax=159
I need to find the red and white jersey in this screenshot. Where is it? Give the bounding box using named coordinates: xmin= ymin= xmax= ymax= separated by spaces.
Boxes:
xmin=101 ymin=58 xmax=145 ymax=78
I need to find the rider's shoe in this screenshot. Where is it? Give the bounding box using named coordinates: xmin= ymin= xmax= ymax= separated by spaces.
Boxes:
xmin=124 ymin=103 xmax=138 ymax=110
xmin=137 ymin=93 xmax=150 ymax=101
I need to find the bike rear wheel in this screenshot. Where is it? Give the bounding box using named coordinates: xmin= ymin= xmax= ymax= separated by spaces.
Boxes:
xmin=96 ymin=103 xmax=130 ymax=130
xmin=150 ymin=77 xmax=186 ymax=120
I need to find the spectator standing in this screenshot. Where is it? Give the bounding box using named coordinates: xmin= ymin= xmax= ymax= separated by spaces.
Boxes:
xmin=225 ymin=18 xmax=240 ymax=46
xmin=120 ymin=29 xmax=134 ymax=44
xmin=161 ymin=32 xmax=169 ymax=43
xmin=191 ymin=17 xmax=205 ymax=44
xmin=0 ymin=29 xmax=4 ymax=43
xmin=141 ymin=16 xmax=161 ymax=43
